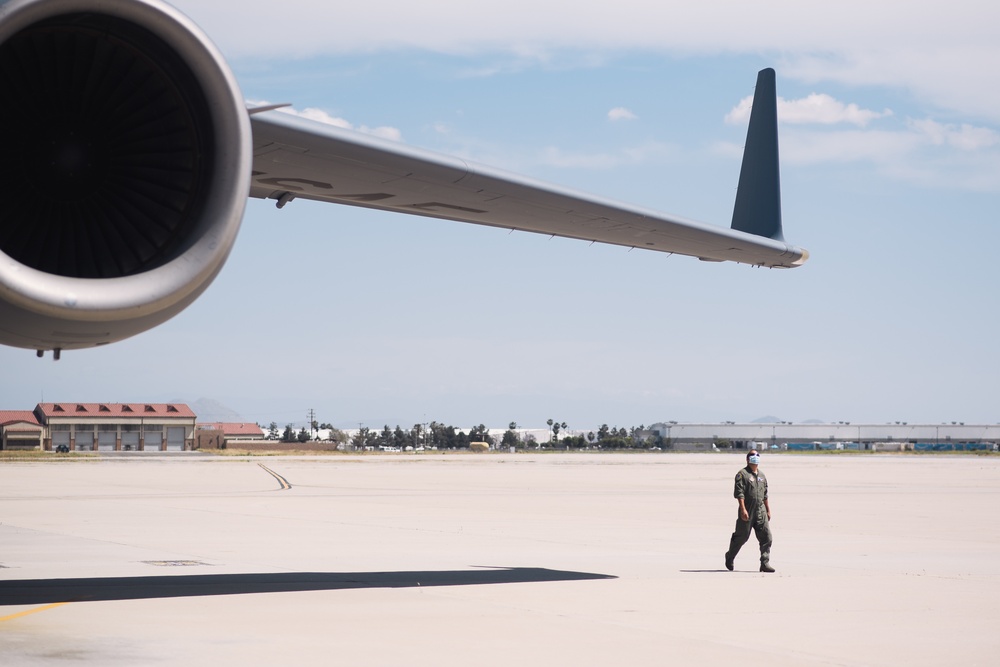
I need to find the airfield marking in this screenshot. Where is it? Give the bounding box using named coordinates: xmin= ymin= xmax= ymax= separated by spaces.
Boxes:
xmin=0 ymin=602 xmax=68 ymax=622
xmin=257 ymin=463 xmax=291 ymax=490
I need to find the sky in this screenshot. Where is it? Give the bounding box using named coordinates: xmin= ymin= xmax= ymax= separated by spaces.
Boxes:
xmin=3 ymin=0 xmax=998 ymax=430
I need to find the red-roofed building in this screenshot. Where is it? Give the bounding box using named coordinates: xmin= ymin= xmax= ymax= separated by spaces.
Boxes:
xmin=34 ymin=403 xmax=197 ymax=452
xmin=0 ymin=410 xmax=44 ymax=450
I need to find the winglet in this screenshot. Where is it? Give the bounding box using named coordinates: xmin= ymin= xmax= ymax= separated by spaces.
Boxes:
xmin=730 ymin=68 xmax=783 ymax=241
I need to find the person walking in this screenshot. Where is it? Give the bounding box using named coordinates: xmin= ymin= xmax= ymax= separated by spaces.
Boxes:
xmin=725 ymin=448 xmax=775 ymax=573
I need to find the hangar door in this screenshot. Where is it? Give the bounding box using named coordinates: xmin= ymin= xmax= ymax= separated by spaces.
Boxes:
xmin=121 ymin=432 xmax=140 ymax=451
xmin=166 ymin=427 xmax=185 ymax=451
xmin=98 ymin=426 xmax=117 ymax=451
xmin=143 ymin=425 xmax=162 ymax=451
xmin=52 ymin=431 xmax=70 ymax=450
xmin=75 ymin=428 xmax=94 ymax=451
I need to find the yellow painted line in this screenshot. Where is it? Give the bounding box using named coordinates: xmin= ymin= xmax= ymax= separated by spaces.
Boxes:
xmin=257 ymin=463 xmax=291 ymax=490
xmin=0 ymin=602 xmax=68 ymax=622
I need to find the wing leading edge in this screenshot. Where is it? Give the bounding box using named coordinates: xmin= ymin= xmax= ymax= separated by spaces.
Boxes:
xmin=248 ymin=69 xmax=807 ymax=269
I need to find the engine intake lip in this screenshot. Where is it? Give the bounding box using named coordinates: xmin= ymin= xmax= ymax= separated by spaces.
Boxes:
xmin=0 ymin=0 xmax=250 ymax=322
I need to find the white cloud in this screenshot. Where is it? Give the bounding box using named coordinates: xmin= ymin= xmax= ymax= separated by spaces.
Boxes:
xmin=608 ymin=107 xmax=638 ymax=122
xmin=291 ymin=107 xmax=352 ymax=129
xmin=177 ymin=0 xmax=1000 ymax=123
xmin=782 ymin=94 xmax=892 ymax=126
xmin=726 ymin=94 xmax=892 ymax=126
xmin=784 ymin=46 xmax=1000 ymax=125
xmin=717 ymin=86 xmax=999 ymax=191
xmin=775 ymin=121 xmax=1000 ymax=191
xmin=713 ymin=106 xmax=1000 ymax=191
xmin=779 ymin=118 xmax=1000 ymax=165
xmin=248 ymin=100 xmax=403 ymax=141
xmin=780 ymin=129 xmax=917 ymax=165
xmin=907 ymin=118 xmax=999 ymax=151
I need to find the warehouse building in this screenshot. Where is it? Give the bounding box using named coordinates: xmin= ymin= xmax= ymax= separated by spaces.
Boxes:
xmin=33 ymin=403 xmax=197 ymax=452
xmin=649 ymin=421 xmax=1000 ymax=451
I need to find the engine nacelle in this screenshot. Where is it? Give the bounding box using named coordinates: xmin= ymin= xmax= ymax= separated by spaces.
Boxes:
xmin=0 ymin=0 xmax=250 ymax=353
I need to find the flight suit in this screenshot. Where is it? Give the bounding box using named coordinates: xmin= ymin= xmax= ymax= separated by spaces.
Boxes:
xmin=725 ymin=465 xmax=772 ymax=566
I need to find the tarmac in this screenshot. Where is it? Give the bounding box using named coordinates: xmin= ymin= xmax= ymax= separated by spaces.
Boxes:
xmin=1 ymin=452 xmax=997 ymax=666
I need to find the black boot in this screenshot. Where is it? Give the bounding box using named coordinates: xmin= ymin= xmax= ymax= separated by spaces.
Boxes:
xmin=759 ymin=562 xmax=775 ymax=573
xmin=725 ymin=553 xmax=734 ymax=571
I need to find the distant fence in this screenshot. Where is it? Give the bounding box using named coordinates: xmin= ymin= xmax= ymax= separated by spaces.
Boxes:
xmin=784 ymin=441 xmax=997 ymax=452
xmin=913 ymin=442 xmax=996 ymax=451
xmin=211 ymin=440 xmax=339 ymax=452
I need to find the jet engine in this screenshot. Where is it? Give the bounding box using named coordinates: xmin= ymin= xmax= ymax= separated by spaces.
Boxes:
xmin=0 ymin=0 xmax=251 ymax=356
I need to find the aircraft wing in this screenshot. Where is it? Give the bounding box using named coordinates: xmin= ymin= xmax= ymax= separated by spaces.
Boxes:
xmin=0 ymin=1 xmax=804 ymax=359
xmin=248 ymin=71 xmax=807 ymax=269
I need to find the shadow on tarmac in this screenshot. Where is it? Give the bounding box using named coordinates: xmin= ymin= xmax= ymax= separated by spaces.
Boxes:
xmin=679 ymin=570 xmax=733 ymax=573
xmin=0 ymin=567 xmax=616 ymax=606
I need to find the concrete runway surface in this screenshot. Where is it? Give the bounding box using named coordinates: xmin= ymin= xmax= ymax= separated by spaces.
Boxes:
xmin=1 ymin=453 xmax=997 ymax=666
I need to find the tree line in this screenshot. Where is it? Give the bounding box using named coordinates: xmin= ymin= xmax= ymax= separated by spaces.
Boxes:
xmin=265 ymin=420 xmax=666 ymax=450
